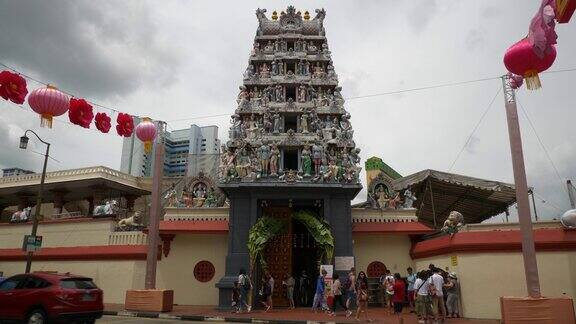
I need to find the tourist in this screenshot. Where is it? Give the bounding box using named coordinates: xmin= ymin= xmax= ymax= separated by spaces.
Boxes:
xmin=345 ymin=267 xmax=357 ymax=317
xmin=392 ymin=273 xmax=406 ymax=315
xmin=406 ymin=267 xmax=417 ymax=310
xmin=414 ymin=271 xmax=431 ymax=323
xmin=283 ymin=272 xmax=295 ymax=309
xmin=429 ymin=267 xmax=446 ymax=322
xmin=355 ymin=271 xmax=371 ymax=322
xmin=260 ymin=275 xmax=272 ymax=311
xmin=299 ymin=270 xmax=310 ymax=306
xmin=330 ymin=273 xmax=348 ymax=316
xmin=237 ymin=268 xmax=252 ymax=313
xmin=444 ymin=272 xmax=460 ymax=318
xmin=231 ymin=281 xmax=240 ymax=313
xmin=380 ymin=269 xmax=395 ymax=311
xmin=267 ymin=271 xmax=275 ymax=310
xmin=312 ymin=269 xmax=329 ymax=313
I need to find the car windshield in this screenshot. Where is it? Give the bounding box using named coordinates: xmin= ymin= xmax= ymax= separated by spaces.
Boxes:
xmin=60 ymin=278 xmax=97 ymax=289
xmin=0 ymin=278 xmax=20 ymax=291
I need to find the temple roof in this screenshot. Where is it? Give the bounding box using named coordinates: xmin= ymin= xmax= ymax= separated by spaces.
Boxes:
xmin=393 ymin=169 xmax=517 ymax=227
xmin=256 ymin=6 xmax=326 ymax=36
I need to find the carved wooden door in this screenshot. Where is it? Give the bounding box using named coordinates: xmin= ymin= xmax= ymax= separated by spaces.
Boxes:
xmin=263 ymin=207 xmax=292 ymax=307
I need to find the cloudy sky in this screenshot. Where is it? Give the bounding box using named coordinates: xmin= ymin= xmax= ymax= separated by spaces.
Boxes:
xmin=1 ymin=0 xmax=575 ymax=221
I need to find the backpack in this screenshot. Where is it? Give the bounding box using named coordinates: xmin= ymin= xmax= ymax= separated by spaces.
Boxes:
xmin=240 ymin=274 xmax=252 ymax=292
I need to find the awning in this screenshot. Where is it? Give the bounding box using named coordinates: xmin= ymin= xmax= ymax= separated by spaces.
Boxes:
xmin=392 ymin=169 xmax=517 ymax=228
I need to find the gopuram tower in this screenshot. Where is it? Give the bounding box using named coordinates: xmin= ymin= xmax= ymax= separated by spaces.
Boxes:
xmin=217 ymin=6 xmax=362 ymax=308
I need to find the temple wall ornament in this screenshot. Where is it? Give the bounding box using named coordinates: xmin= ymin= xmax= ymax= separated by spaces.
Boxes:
xmin=220 ymin=6 xmax=361 ymax=185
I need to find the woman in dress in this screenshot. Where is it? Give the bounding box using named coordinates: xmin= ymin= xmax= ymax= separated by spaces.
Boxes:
xmin=355 ymin=271 xmax=371 ymax=322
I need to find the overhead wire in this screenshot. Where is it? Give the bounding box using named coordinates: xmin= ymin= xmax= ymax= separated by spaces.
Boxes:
xmin=447 ymin=86 xmax=502 ymax=172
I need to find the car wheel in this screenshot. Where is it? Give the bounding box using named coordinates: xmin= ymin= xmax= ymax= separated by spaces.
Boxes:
xmin=27 ymin=308 xmax=47 ymax=324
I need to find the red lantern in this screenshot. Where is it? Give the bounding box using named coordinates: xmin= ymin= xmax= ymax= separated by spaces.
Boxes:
xmin=68 ymin=98 xmax=94 ymax=128
xmin=95 ymin=112 xmax=112 ymax=133
xmin=116 ymin=113 xmax=134 ymax=137
xmin=27 ymin=85 xmax=70 ymax=128
xmin=135 ymin=117 xmax=157 ymax=153
xmin=0 ymin=70 xmax=28 ymax=104
xmin=504 ymin=38 xmax=556 ymax=90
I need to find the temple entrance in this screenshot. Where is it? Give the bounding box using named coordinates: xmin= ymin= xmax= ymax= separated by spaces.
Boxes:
xmin=261 ymin=204 xmax=322 ymax=308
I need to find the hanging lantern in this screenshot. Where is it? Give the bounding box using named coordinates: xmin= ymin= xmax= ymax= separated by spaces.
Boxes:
xmin=94 ymin=112 xmax=112 ymax=133
xmin=0 ymin=70 xmax=28 ymax=104
xmin=504 ymin=38 xmax=556 ymax=90
xmin=135 ymin=117 xmax=157 ymax=153
xmin=68 ymin=98 xmax=94 ymax=128
xmin=27 ymin=85 xmax=69 ymax=128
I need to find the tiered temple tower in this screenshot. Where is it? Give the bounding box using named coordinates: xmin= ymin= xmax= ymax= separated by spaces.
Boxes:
xmin=217 ymin=6 xmax=362 ymax=308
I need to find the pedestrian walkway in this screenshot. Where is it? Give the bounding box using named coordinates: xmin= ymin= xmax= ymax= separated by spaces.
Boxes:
xmin=105 ymin=304 xmax=500 ymax=324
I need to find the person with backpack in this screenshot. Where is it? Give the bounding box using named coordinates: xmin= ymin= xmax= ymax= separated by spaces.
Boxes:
xmin=237 ymin=268 xmax=252 ymax=313
xmin=344 ymin=267 xmax=356 ymax=317
xmin=414 ymin=270 xmax=431 ymax=324
xmin=429 ymin=267 xmax=446 ymax=322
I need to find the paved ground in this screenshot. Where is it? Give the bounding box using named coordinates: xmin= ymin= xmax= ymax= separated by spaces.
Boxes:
xmin=98 ymin=315 xmax=244 ymax=323
xmin=105 ymin=304 xmax=501 ymax=324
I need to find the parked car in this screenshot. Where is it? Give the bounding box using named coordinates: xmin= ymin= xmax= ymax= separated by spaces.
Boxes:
xmin=0 ymin=271 xmax=103 ymax=324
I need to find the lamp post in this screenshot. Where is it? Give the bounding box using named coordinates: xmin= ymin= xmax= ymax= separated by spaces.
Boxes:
xmin=19 ymin=130 xmax=50 ymax=273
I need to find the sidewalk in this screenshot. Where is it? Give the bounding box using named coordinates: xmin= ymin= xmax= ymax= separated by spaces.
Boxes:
xmin=105 ymin=304 xmax=500 ymax=324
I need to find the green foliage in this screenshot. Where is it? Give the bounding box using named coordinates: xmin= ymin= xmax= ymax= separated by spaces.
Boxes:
xmin=292 ymin=210 xmax=335 ymax=263
xmin=247 ymin=216 xmax=286 ymax=270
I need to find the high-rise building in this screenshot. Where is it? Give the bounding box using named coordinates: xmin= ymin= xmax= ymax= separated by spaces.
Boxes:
xmin=2 ymin=167 xmax=34 ymax=177
xmin=120 ymin=118 xmax=220 ymax=178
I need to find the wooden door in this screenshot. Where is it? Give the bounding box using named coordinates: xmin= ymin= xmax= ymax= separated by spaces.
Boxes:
xmin=263 ymin=207 xmax=292 ymax=307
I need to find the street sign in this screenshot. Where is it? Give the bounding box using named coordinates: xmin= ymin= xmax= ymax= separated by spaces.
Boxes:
xmin=22 ymin=235 xmax=42 ymax=252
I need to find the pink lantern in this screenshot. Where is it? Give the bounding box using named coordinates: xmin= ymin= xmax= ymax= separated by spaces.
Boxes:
xmin=135 ymin=117 xmax=157 ymax=153
xmin=28 ymin=85 xmax=70 ymax=128
xmin=503 ymin=38 xmax=556 ymax=90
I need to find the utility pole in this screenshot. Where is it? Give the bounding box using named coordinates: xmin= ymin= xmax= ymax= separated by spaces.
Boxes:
xmin=145 ymin=121 xmax=166 ymax=289
xmin=567 ymin=180 xmax=576 ymax=209
xmin=501 ymin=75 xmax=541 ymax=298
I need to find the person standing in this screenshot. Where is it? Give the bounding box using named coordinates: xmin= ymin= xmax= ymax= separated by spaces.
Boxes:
xmin=429 ymin=267 xmax=446 ymax=322
xmin=406 ymin=267 xmax=417 ymax=310
xmin=267 ymin=271 xmax=275 ymax=311
xmin=345 ymin=267 xmax=357 ymax=317
xmin=330 ymin=273 xmax=348 ymax=316
xmin=312 ymin=269 xmax=328 ymax=313
xmin=237 ymin=268 xmax=252 ymax=313
xmin=283 ymin=273 xmax=296 ymax=309
xmin=355 ymin=271 xmax=371 ymax=322
xmin=299 ymin=270 xmax=310 ymax=306
xmin=260 ymin=275 xmax=272 ymax=312
xmin=414 ymin=271 xmax=431 ymax=324
xmin=445 ymin=272 xmax=460 ymax=318
xmin=392 ymin=273 xmax=406 ymax=315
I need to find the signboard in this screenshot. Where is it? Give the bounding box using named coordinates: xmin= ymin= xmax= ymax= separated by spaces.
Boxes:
xmin=451 ymin=255 xmax=458 ymax=267
xmin=22 ymin=235 xmax=42 ymax=252
xmin=335 ymin=256 xmax=355 ymax=271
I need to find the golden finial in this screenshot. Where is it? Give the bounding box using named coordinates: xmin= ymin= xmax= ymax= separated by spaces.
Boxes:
xmin=304 ymin=11 xmax=310 ymax=20
xmin=272 ymin=11 xmax=278 ymax=20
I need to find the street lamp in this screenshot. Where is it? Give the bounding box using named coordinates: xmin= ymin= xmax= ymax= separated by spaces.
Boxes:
xmin=19 ymin=130 xmax=50 ymax=273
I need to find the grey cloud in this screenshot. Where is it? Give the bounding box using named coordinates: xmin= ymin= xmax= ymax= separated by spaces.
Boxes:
xmin=0 ymin=0 xmax=182 ymax=100
xmin=465 ymin=29 xmax=485 ymax=51
xmin=407 ymin=1 xmax=437 ymax=33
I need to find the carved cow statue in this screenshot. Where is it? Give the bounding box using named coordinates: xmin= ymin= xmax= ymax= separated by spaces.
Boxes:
xmin=93 ymin=200 xmax=118 ymax=216
xmin=11 ymin=207 xmax=32 ymax=223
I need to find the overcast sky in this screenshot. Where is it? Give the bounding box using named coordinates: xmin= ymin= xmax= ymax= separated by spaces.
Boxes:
xmin=1 ymin=0 xmax=575 ymax=222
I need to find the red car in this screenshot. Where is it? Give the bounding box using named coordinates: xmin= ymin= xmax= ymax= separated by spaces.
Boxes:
xmin=0 ymin=271 xmax=103 ymax=324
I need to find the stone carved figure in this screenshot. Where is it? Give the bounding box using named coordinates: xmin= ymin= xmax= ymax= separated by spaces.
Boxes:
xmin=164 ymin=183 xmax=179 ymax=207
xmin=258 ymin=143 xmax=271 ymax=177
xmin=323 ymin=159 xmax=339 ymax=181
xmin=11 ymin=207 xmax=31 ymax=223
xmin=300 ymin=113 xmax=309 ymax=133
xmin=301 ymin=144 xmax=313 ymax=177
xmin=193 ymin=183 xmax=207 ymax=207
xmin=339 ymin=113 xmax=353 ymax=140
xmin=403 ymin=188 xmax=417 ymax=209
xmin=260 ymin=63 xmax=271 ymax=78
xmin=273 ymin=113 xmax=282 ymax=134
xmin=243 ymin=65 xmax=255 ymax=80
xmin=442 ymin=211 xmax=465 ymax=235
xmin=275 ymin=85 xmax=284 ymax=102
xmin=264 ymin=40 xmax=274 ymax=53
xmin=93 ymin=200 xmax=118 ymax=216
xmin=278 ymin=60 xmax=284 ymax=75
xmin=269 ymin=144 xmax=280 ymax=176
xmin=312 ymin=142 xmax=323 ymax=176
xmin=298 ymin=84 xmax=307 ymax=103
xmin=376 ymin=188 xmax=389 ymax=210
xmin=263 ymin=112 xmax=273 ymax=133
xmin=235 ymin=148 xmax=252 ymax=178
xmin=229 ymin=115 xmax=243 ymax=140
xmin=387 ymin=191 xmax=401 ymax=209
xmin=204 ymin=188 xmax=218 ymax=207
xmin=220 ymin=147 xmax=238 ymax=180
xmin=118 ymin=211 xmax=143 ymax=231
xmin=271 ymin=60 xmax=279 ymax=76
